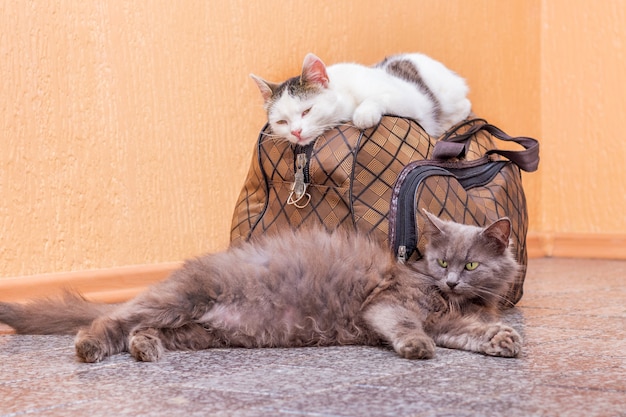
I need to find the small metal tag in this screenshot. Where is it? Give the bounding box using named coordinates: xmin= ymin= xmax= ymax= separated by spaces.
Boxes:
xmin=287 ymin=153 xmax=311 ymax=208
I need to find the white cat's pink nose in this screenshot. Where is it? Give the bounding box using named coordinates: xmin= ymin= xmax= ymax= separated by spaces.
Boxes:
xmin=291 ymin=129 xmax=302 ymax=139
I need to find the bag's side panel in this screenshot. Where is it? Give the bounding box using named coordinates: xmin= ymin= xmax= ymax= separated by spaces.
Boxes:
xmin=230 ymin=125 xmax=295 ymax=243
xmin=413 ymin=163 xmax=528 ymax=305
xmin=351 ymin=117 xmax=436 ymax=245
xmin=229 ymin=137 xmax=269 ymax=245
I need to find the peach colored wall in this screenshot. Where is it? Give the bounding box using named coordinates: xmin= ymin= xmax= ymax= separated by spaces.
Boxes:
xmin=6 ymin=0 xmax=622 ymax=280
xmin=540 ymin=1 xmax=626 ymax=235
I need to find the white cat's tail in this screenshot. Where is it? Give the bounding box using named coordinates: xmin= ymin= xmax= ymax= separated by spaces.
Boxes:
xmin=0 ymin=291 xmax=116 ymax=335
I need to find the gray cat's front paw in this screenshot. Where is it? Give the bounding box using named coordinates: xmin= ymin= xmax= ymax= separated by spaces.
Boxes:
xmin=394 ymin=335 xmax=436 ymax=359
xmin=75 ymin=330 xmax=108 ymax=363
xmin=482 ymin=324 xmax=522 ymax=357
xmin=130 ymin=329 xmax=164 ymax=362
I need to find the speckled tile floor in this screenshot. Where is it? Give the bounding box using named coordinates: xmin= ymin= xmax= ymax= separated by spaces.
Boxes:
xmin=1 ymin=257 xmax=625 ymax=417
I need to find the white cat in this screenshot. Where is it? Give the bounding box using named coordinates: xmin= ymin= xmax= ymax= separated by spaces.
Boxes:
xmin=251 ymin=53 xmax=472 ymax=145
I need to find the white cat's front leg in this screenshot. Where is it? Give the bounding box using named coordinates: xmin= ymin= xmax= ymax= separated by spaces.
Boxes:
xmin=352 ymin=100 xmax=384 ymax=129
xmin=363 ymin=302 xmax=435 ymax=359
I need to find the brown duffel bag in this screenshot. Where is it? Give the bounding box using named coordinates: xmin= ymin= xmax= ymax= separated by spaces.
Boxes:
xmin=230 ymin=116 xmax=539 ymax=306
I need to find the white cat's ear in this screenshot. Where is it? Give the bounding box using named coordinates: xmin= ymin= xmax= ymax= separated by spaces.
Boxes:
xmin=421 ymin=209 xmax=446 ymax=235
xmin=301 ymin=53 xmax=329 ymax=87
xmin=250 ymin=74 xmax=279 ymax=104
xmin=482 ymin=218 xmax=512 ymax=251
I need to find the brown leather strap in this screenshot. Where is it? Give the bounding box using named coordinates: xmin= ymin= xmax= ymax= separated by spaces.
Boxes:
xmin=432 ymin=120 xmax=540 ymax=172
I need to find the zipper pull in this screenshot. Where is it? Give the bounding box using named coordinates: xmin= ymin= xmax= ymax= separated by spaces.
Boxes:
xmin=397 ymin=245 xmax=407 ymax=263
xmin=287 ymin=153 xmax=311 ymax=208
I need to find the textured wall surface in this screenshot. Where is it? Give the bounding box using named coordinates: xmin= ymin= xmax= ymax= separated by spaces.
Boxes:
xmin=541 ymin=0 xmax=626 ymax=234
xmin=8 ymin=0 xmax=615 ymax=279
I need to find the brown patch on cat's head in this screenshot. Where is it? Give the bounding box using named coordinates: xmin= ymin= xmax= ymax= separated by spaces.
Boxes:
xmin=251 ymin=75 xmax=323 ymax=113
xmin=250 ymin=53 xmax=329 ymax=112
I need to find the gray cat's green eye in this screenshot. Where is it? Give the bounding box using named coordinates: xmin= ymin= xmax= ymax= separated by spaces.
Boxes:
xmin=465 ymin=262 xmax=479 ymax=271
xmin=437 ymin=259 xmax=448 ymax=268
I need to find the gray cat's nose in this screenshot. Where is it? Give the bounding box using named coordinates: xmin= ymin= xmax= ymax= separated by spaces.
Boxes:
xmin=445 ymin=273 xmax=459 ymax=289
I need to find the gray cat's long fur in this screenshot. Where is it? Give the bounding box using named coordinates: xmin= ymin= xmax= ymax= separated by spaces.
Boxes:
xmin=0 ymin=212 xmax=522 ymax=363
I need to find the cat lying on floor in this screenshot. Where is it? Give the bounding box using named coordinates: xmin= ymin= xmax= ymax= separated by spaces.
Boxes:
xmin=0 ymin=211 xmax=521 ymax=363
xmin=251 ymin=53 xmax=471 ymax=145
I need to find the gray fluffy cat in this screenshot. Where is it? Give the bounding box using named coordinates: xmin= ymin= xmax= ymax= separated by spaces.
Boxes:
xmin=251 ymin=53 xmax=471 ymax=145
xmin=0 ymin=212 xmax=521 ymax=363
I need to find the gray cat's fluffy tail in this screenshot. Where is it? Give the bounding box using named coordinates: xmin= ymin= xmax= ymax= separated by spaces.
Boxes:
xmin=0 ymin=291 xmax=116 ymax=335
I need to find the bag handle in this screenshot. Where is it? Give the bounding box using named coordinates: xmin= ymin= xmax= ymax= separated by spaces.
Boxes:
xmin=432 ymin=119 xmax=540 ymax=172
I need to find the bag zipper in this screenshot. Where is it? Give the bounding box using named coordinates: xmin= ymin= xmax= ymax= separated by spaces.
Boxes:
xmin=390 ymin=160 xmax=508 ymax=262
xmin=392 ymin=165 xmax=453 ymax=262
xmin=287 ymin=143 xmax=314 ymax=208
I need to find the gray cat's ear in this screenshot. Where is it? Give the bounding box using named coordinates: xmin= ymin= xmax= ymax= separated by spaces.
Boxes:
xmin=482 ymin=218 xmax=512 ymax=252
xmin=421 ymin=209 xmax=446 ymax=236
xmin=250 ymin=74 xmax=278 ymax=104
xmin=301 ymin=53 xmax=329 ymax=87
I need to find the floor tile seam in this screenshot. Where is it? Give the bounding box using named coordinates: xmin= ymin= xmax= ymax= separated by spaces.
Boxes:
xmin=536 ymin=382 xmax=626 ymax=395
xmin=523 ymin=309 xmax=626 ymax=318
xmin=564 ymin=311 xmax=626 ymax=319
xmin=522 ymin=324 xmax=607 ymax=334
xmin=542 ymin=367 xmax=626 ymax=381
xmin=524 ymin=349 xmax=626 ymax=360
xmin=515 ymin=306 xmax=576 ymax=314
xmin=521 ymin=291 xmax=626 ymax=301
xmin=519 ymin=304 xmax=625 ymax=313
xmin=522 ymin=363 xmax=626 ymax=376
xmin=516 ymin=307 xmax=573 ymax=315
xmin=523 ymin=335 xmax=617 ymax=348
xmin=523 ymin=324 xmax=624 ymax=334
xmin=522 ymin=329 xmax=605 ymax=343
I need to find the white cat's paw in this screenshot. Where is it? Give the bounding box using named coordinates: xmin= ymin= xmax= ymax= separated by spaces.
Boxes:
xmin=352 ymin=102 xmax=383 ymax=129
xmin=482 ymin=324 xmax=522 ymax=357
